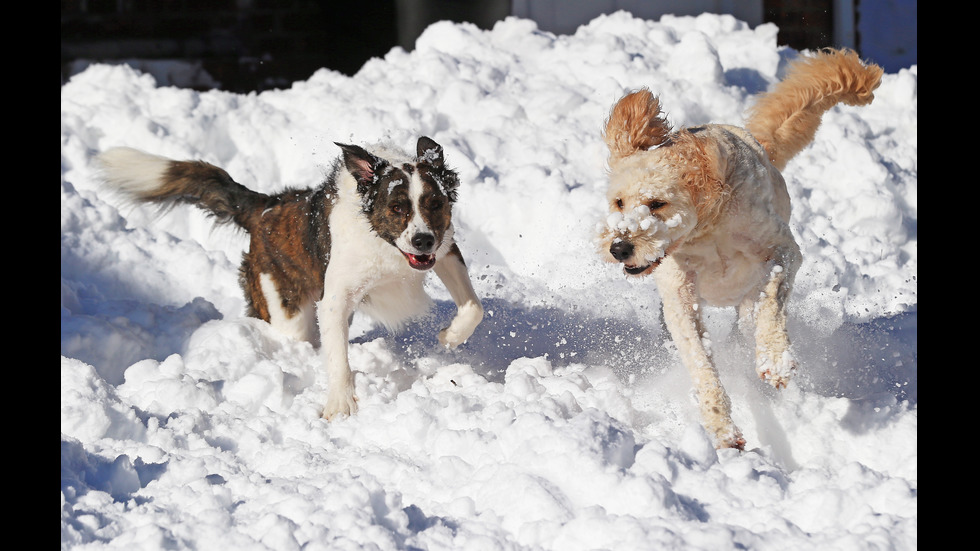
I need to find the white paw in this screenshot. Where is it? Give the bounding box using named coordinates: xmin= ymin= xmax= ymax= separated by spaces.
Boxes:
xmin=437 ymin=302 xmax=483 ymax=348
xmin=322 ymin=384 xmax=358 ymax=420
xmin=438 ymin=326 xmax=465 ymax=348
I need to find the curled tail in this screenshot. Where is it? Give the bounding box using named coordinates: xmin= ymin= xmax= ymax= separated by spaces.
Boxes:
xmin=97 ymin=147 xmax=269 ymax=229
xmin=746 ymin=48 xmax=883 ymax=171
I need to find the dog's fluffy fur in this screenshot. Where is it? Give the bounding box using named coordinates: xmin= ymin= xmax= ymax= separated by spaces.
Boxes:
xmin=98 ymin=137 xmax=484 ymax=420
xmin=597 ymin=49 xmax=883 ymax=449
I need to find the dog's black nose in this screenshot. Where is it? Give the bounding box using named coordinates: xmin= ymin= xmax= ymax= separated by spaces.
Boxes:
xmin=609 ymin=241 xmax=634 ymax=262
xmin=412 ymin=233 xmax=435 ymax=252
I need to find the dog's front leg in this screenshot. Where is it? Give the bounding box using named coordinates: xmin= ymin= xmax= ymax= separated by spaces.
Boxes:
xmin=750 ymin=247 xmax=801 ymax=389
xmin=434 ymin=244 xmax=484 ymax=348
xmin=655 ymin=259 xmax=745 ymax=450
xmin=318 ymin=288 xmax=359 ymax=420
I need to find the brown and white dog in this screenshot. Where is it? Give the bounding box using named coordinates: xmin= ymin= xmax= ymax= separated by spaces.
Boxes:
xmin=98 ymin=137 xmax=484 ymax=420
xmin=597 ymin=49 xmax=883 ymax=449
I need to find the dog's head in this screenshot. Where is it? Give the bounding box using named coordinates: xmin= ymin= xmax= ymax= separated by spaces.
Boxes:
xmin=338 ymin=137 xmax=460 ymax=271
xmin=597 ymin=89 xmax=727 ymax=277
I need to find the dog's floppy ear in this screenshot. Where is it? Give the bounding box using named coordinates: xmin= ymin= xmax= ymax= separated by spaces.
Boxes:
xmin=672 ymin=130 xmax=730 ymax=232
xmin=337 ymin=142 xmax=388 ymax=193
xmin=604 ymin=89 xmax=672 ymax=164
xmin=416 ymin=136 xmax=444 ymax=168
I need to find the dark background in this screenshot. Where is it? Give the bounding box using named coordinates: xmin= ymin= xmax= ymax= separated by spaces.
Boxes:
xmin=61 ymin=0 xmax=904 ymax=93
xmin=62 ymin=0 xmax=406 ymax=92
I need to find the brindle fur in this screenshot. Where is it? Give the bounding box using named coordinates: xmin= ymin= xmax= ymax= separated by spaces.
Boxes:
xmin=104 ymin=138 xmax=460 ymax=325
xmin=98 ymin=137 xmax=485 ymax=420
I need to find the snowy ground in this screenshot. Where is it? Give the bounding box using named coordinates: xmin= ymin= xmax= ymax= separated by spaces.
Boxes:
xmin=61 ymin=12 xmax=917 ymax=551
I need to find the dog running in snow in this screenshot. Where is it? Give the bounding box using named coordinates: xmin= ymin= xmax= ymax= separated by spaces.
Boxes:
xmin=596 ymin=49 xmax=883 ymax=449
xmin=98 ymin=137 xmax=484 ymax=420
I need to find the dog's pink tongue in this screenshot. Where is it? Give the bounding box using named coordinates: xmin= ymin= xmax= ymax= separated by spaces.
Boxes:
xmin=405 ymin=252 xmax=436 ymax=270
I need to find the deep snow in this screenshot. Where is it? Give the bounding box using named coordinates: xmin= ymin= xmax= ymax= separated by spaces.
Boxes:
xmin=61 ymin=12 xmax=917 ymax=551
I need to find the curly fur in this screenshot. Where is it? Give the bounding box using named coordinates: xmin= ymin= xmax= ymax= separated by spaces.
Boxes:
xmin=598 ymin=49 xmax=882 ymax=449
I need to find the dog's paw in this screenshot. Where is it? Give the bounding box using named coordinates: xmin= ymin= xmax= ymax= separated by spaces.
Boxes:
xmin=719 ymin=434 xmax=746 ymax=451
xmin=437 ymin=302 xmax=484 ymax=349
xmin=757 ymin=349 xmax=797 ymax=389
xmin=437 ymin=327 xmax=466 ymax=349
xmin=759 ymin=369 xmax=790 ymax=389
xmin=322 ymin=386 xmax=358 ymax=420
xmin=710 ymin=423 xmax=746 ymax=451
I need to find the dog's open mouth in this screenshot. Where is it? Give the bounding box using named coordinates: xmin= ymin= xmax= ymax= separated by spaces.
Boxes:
xmin=402 ymin=251 xmax=436 ymax=270
xmin=623 ymin=257 xmax=662 ymax=276
xmin=619 ymin=243 xmax=677 ymax=277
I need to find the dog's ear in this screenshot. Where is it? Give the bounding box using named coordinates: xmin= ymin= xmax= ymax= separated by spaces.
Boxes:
xmin=416 ymin=136 xmax=444 ymax=168
xmin=604 ymin=89 xmax=672 ymax=164
xmin=673 ymin=130 xmax=729 ymax=230
xmin=416 ymin=137 xmax=460 ymax=203
xmin=337 ymin=143 xmax=388 ymax=192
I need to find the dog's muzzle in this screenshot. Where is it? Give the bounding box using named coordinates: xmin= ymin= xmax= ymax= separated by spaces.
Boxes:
xmin=609 ymin=240 xmax=659 ymax=275
xmin=609 ymin=240 xmax=634 ymax=262
xmin=402 ymin=232 xmax=437 ymax=270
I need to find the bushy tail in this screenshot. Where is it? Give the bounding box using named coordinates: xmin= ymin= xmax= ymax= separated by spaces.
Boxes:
xmin=745 ymin=48 xmax=883 ymax=171
xmin=97 ymin=147 xmax=269 ymax=229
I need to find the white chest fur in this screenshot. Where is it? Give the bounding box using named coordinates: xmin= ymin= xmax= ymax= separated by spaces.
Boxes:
xmin=325 ymin=173 xmax=433 ymax=331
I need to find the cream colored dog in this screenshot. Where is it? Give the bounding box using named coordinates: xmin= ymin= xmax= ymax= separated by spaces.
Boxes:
xmin=598 ymin=49 xmax=883 ymax=449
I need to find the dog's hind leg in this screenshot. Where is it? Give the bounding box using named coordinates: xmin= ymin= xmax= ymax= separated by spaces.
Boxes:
xmin=748 ymin=249 xmax=801 ymax=389
xmin=257 ymin=273 xmax=318 ymax=344
xmin=655 ymin=259 xmax=745 ymax=450
xmin=434 ymin=245 xmax=484 ymax=348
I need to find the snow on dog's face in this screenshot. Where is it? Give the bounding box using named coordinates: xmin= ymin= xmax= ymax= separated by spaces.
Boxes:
xmin=597 ymin=89 xmax=727 ymax=278
xmin=596 ymin=152 xmax=698 ymax=277
xmin=340 ymin=137 xmax=460 ymax=271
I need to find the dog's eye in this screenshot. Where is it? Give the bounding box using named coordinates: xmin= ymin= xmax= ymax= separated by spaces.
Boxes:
xmin=429 ymin=199 xmax=444 ymax=210
xmin=648 ymin=200 xmax=667 ymax=211
xmin=614 ymin=198 xmax=624 ymax=210
xmin=391 ymin=204 xmax=409 ymax=215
